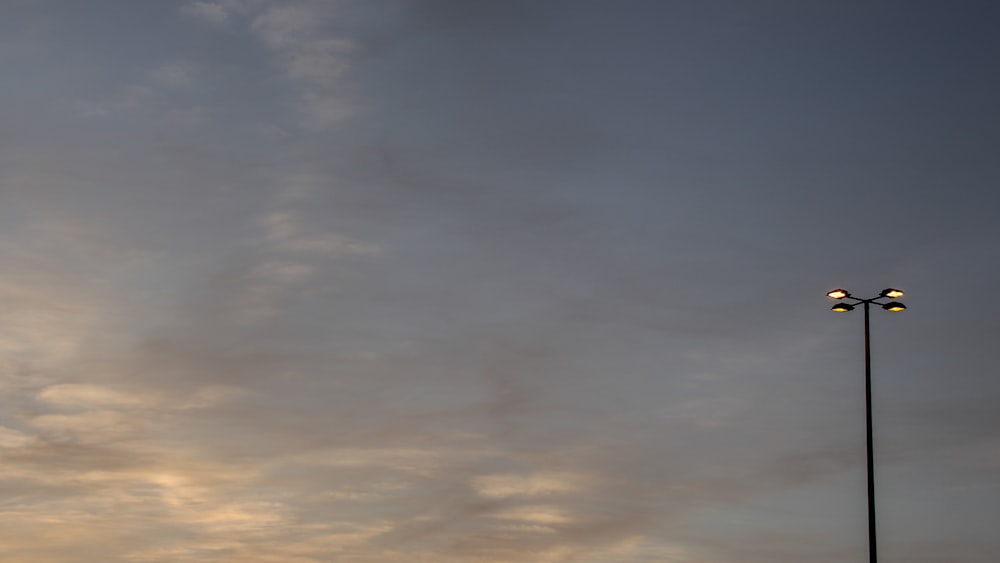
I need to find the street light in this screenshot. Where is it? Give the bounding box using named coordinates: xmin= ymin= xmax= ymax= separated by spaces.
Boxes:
xmin=826 ymin=288 xmax=906 ymax=563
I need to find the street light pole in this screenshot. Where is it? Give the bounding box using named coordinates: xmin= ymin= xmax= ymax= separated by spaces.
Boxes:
xmin=863 ymin=300 xmax=876 ymax=563
xmin=826 ymin=288 xmax=906 ymax=563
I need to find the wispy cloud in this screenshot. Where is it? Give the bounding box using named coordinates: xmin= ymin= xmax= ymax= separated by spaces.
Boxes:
xmin=250 ymin=3 xmax=325 ymax=48
xmin=3 ymin=0 xmax=1000 ymax=561
xmin=182 ymin=0 xmax=261 ymax=26
xmin=186 ymin=0 xmax=360 ymax=129
xmin=148 ymin=61 xmax=197 ymax=89
xmin=183 ymin=1 xmax=232 ymax=25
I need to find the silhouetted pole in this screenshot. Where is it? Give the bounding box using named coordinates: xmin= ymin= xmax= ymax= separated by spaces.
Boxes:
xmin=863 ymin=301 xmax=876 ymax=563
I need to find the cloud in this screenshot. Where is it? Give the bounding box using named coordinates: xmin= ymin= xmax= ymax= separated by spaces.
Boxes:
xmin=121 ymin=83 xmax=155 ymax=109
xmin=37 ymin=384 xmax=150 ymax=409
xmin=28 ymin=410 xmax=137 ymax=442
xmin=251 ymin=3 xmax=359 ymax=127
xmin=262 ymin=211 xmax=297 ymax=241
xmin=472 ymin=471 xmax=592 ymax=499
xmin=183 ymin=0 xmax=261 ymax=26
xmin=162 ymin=106 xmax=208 ymax=129
xmin=284 ymin=38 xmax=355 ymax=85
xmin=0 ymin=277 xmax=98 ymax=393
xmin=248 ymin=260 xmax=315 ymax=285
xmin=250 ymin=3 xmax=325 ymax=47
xmin=299 ymin=91 xmax=357 ymax=128
xmin=74 ymin=59 xmax=204 ymax=125
xmin=280 ymin=234 xmax=379 ymax=255
xmin=149 ymin=61 xmax=196 ymax=88
xmin=491 ymin=504 xmax=574 ymax=525
xmin=262 ymin=210 xmax=380 ymax=255
xmin=184 ymin=1 xmax=232 ymax=25
xmin=0 ymin=427 xmax=31 ymax=448
xmin=6 ymin=1 xmax=1000 ymax=560
xmin=34 ymin=383 xmax=243 ymax=412
xmin=207 ymin=201 xmax=382 ymax=325
xmin=182 ymin=1 xmax=359 ymax=129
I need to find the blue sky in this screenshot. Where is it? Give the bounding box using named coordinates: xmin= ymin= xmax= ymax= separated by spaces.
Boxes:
xmin=1 ymin=1 xmax=999 ymax=561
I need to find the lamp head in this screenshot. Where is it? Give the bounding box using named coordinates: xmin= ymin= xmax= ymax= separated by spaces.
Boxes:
xmin=880 ymin=288 xmax=905 ymax=299
xmin=826 ymin=289 xmax=851 ymax=300
xmin=882 ymin=302 xmax=907 ymax=312
xmin=831 ymin=303 xmax=855 ymax=313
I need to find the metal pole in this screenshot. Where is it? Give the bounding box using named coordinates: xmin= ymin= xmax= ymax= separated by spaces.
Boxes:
xmin=863 ymin=300 xmax=877 ymax=562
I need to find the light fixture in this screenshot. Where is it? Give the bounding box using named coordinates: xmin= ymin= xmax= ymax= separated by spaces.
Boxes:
xmin=882 ymin=302 xmax=906 ymax=312
xmin=879 ymin=288 xmax=905 ymax=299
xmin=827 ymin=289 xmax=851 ymax=299
xmin=831 ymin=303 xmax=855 ymax=312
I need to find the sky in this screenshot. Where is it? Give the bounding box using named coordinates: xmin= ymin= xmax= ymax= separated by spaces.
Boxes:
xmin=2 ymin=1 xmax=1000 ymax=561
